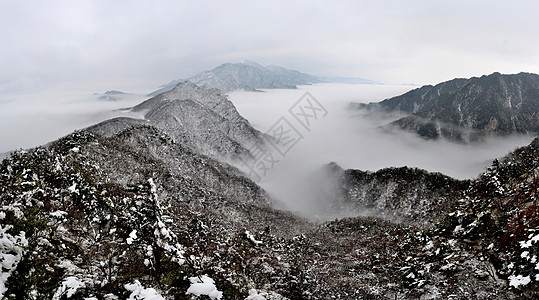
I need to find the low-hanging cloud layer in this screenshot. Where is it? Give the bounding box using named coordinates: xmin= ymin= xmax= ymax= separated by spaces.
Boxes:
xmin=228 ymin=84 xmax=535 ymax=216
xmin=1 ymin=0 xmax=539 ymax=98
xmin=0 ymin=88 xmax=147 ymax=153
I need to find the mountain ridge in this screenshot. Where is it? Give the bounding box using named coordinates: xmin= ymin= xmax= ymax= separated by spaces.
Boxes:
xmin=356 ymin=72 xmax=539 ymax=142
xmin=149 ymin=61 xmax=378 ymax=95
xmin=89 ymin=81 xmax=267 ymax=162
xmin=324 ymin=163 xmax=471 ymax=226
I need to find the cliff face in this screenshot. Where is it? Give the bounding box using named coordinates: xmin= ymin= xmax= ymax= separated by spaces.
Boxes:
xmin=357 ymin=72 xmax=539 ymax=141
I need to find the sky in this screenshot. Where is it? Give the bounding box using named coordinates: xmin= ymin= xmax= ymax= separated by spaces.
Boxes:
xmin=1 ymin=0 xmax=539 ymax=97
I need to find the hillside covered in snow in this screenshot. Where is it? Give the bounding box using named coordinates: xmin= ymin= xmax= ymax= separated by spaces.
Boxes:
xmin=1 ymin=82 xmax=539 ymax=299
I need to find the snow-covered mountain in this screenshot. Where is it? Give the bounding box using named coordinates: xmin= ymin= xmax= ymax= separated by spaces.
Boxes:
xmin=89 ymin=81 xmax=266 ymax=161
xmin=355 ymin=72 xmax=539 ymax=142
xmin=318 ymin=162 xmax=470 ymax=226
xmin=96 ymin=90 xmax=128 ymax=101
xmin=149 ymin=61 xmax=377 ymax=95
xmin=2 ymin=81 xmax=539 ymax=299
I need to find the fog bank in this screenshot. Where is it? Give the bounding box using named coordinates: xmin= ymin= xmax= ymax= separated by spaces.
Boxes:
xmin=228 ymin=84 xmax=534 ymax=216
xmin=0 ymin=84 xmax=147 ymax=153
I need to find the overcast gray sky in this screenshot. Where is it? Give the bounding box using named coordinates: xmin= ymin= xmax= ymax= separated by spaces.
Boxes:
xmin=1 ymin=0 xmax=539 ymax=95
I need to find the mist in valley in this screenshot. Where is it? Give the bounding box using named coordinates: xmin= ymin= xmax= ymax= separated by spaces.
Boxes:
xmin=0 ymin=84 xmax=148 ymax=154
xmin=0 ymin=82 xmax=534 ymax=219
xmin=228 ymin=84 xmax=535 ymax=218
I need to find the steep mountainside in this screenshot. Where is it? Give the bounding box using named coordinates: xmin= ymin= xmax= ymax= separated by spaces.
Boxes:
xmin=149 ymin=61 xmax=376 ymax=95
xmin=2 ymin=130 xmax=539 ymax=298
xmin=265 ymin=65 xmax=319 ymax=86
xmin=322 ymin=163 xmax=470 ymax=226
xmin=0 ymin=127 xmax=312 ymax=299
xmin=89 ymin=81 xmax=266 ymax=161
xmin=395 ymin=136 xmax=539 ymax=298
xmin=356 ymin=72 xmax=539 ymax=142
xmin=320 ymin=137 xmax=539 ymax=298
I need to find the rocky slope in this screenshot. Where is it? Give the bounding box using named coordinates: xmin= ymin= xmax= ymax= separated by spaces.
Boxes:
xmin=0 ymin=126 xmax=312 ymax=299
xmin=89 ymin=81 xmax=266 ymax=162
xmin=2 ymin=132 xmax=539 ymax=299
xmin=316 ymin=137 xmax=539 ymax=298
xmin=320 ymin=162 xmax=470 ymax=226
xmin=394 ymin=136 xmax=539 ymax=299
xmin=356 ymin=72 xmax=539 ymax=142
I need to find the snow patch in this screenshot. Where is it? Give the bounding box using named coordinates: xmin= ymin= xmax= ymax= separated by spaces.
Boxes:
xmin=57 ymin=259 xmax=83 ymax=274
xmin=50 ymin=210 xmax=68 ymax=218
xmin=1 ymin=206 xmax=24 ymax=219
xmin=245 ymin=230 xmax=262 ymax=245
xmin=423 ymin=240 xmax=434 ymax=251
xmin=0 ymin=225 xmax=27 ymax=298
xmin=68 ymin=183 xmax=79 ymax=194
xmin=453 ymin=225 xmax=464 ymax=234
xmin=52 ymin=276 xmax=87 ymax=299
xmin=509 ymin=275 xmax=531 ymax=288
xmin=125 ymin=280 xmax=165 ymax=300
xmin=127 ymin=230 xmax=138 ymax=245
xmin=148 ymin=178 xmax=157 ymax=195
xmin=186 ymin=275 xmax=222 ymax=299
xmin=246 ymin=288 xmax=288 ymax=300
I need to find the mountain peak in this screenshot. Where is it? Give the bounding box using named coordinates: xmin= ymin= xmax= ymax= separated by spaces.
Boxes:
xmin=170 ymin=80 xmax=199 ymax=91
xmin=148 ymin=61 xmax=377 ymax=95
xmin=239 ymin=60 xmax=265 ymax=68
xmin=325 ymin=161 xmax=344 ymax=173
xmin=129 ymin=82 xmax=261 ymax=160
xmin=104 ymin=90 xmax=126 ymax=95
xmin=357 ymin=72 xmax=539 ymax=142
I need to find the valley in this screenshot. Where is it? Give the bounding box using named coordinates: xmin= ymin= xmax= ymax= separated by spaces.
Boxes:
xmin=1 ymin=76 xmax=538 ymax=299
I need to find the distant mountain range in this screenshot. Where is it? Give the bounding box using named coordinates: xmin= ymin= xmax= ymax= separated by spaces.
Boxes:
xmin=355 ymin=72 xmax=539 ymax=142
xmin=149 ymin=60 xmax=379 ymax=96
